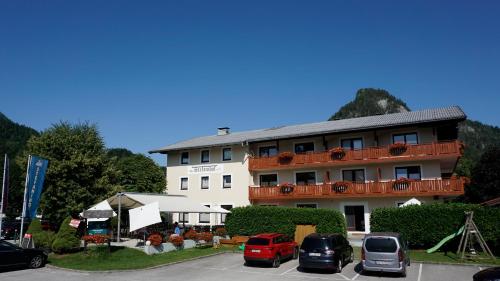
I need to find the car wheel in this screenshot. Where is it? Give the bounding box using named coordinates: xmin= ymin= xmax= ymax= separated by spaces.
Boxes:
xmin=293 ymin=247 xmax=299 ymax=259
xmin=29 ymin=255 xmax=43 ymax=269
xmin=272 ymin=254 xmax=281 ymax=268
xmin=335 ymin=257 xmax=342 ymax=273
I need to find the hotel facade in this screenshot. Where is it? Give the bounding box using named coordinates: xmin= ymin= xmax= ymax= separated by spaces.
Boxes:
xmin=150 ymin=106 xmax=467 ymax=233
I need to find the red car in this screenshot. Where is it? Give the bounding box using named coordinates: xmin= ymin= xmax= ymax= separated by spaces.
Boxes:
xmin=244 ymin=233 xmax=299 ymax=268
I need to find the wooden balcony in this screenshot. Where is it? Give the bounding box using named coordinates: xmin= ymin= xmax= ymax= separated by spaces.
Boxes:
xmin=248 ymin=177 xmax=466 ymax=200
xmin=249 ymin=140 xmax=463 ymax=171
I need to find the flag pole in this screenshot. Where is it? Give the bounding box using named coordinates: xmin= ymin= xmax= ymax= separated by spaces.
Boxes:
xmin=0 ymin=154 xmax=7 ymax=238
xmin=19 ymin=155 xmax=31 ymax=245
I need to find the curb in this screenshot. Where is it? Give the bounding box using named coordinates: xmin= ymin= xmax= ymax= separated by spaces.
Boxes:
xmin=46 ymin=250 xmax=241 ymax=273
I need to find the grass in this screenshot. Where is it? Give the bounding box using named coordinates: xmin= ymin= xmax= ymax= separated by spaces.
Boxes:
xmin=48 ymin=245 xmax=238 ymax=271
xmin=352 ymin=246 xmax=499 ymax=266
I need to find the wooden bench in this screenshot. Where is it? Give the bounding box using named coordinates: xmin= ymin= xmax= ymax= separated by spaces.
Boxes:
xmin=219 ymin=236 xmax=249 ymax=245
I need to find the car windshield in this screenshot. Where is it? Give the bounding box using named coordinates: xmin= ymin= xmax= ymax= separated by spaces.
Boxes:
xmin=365 ymin=237 xmax=398 ymax=252
xmin=246 ymin=237 xmax=270 ymax=246
xmin=301 ymin=237 xmax=329 ymax=250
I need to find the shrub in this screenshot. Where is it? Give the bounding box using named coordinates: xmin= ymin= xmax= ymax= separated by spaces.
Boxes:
xmin=52 ymin=217 xmax=81 ymax=254
xmin=214 ymin=227 xmax=227 ymax=237
xmin=225 ymin=206 xmax=346 ymax=238
xmin=184 ymin=229 xmax=198 ymax=240
xmin=168 ymin=235 xmax=184 ymax=247
xmin=197 ymin=232 xmax=213 ymax=242
xmin=371 ymin=203 xmax=500 ymax=253
xmin=27 ymin=219 xmax=55 ymax=250
xmin=147 ymin=233 xmax=163 ymax=246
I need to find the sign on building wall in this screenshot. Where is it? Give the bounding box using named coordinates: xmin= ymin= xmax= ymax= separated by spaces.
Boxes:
xmin=188 ymin=164 xmax=224 ymax=174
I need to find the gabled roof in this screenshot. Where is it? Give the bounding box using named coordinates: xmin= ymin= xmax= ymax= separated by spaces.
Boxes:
xmin=149 ymin=106 xmax=466 ymax=153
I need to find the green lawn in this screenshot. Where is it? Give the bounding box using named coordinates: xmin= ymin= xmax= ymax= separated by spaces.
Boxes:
xmin=352 ymin=247 xmax=499 ymax=266
xmin=48 ymin=245 xmax=238 ymax=271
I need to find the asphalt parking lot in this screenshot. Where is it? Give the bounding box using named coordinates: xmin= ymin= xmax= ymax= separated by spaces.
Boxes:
xmin=0 ymin=253 xmax=485 ymax=281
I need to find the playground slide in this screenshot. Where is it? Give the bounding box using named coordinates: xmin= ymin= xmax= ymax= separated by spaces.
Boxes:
xmin=426 ymin=225 xmax=465 ymax=254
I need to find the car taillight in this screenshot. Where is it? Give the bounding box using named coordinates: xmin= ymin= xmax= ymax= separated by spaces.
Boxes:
xmin=398 ymin=249 xmax=404 ymax=262
xmin=324 ymin=249 xmax=335 ymax=255
xmin=361 ymin=248 xmax=365 ymax=260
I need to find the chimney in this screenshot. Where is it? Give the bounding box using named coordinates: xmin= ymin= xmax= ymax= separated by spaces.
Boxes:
xmin=217 ymin=127 xmax=230 ymax=136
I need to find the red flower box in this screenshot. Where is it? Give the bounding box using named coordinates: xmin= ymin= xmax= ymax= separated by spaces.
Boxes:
xmin=389 ymin=143 xmax=408 ymax=155
xmin=329 ymin=147 xmax=346 ymax=160
xmin=278 ymin=152 xmax=294 ymax=163
xmin=280 ymin=183 xmax=294 ymax=194
xmin=331 ymin=181 xmax=351 ymax=193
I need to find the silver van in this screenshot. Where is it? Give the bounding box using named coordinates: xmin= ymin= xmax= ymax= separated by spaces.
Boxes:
xmin=361 ymin=232 xmax=410 ymax=277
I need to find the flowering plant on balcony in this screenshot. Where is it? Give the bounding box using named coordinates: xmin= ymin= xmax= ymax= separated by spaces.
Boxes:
xmin=329 ymin=147 xmax=346 ymax=160
xmin=389 ymin=142 xmax=408 ymax=155
xmin=278 ymin=152 xmax=294 ymax=163
xmin=147 ymin=233 xmax=164 ymax=246
xmin=331 ymin=181 xmax=351 ymax=193
xmin=393 ymin=177 xmax=413 ymax=190
xmin=280 ymin=182 xmax=294 ymax=194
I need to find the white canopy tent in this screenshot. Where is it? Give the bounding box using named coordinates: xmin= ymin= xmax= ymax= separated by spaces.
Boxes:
xmin=80 ymin=199 xmax=117 ymax=222
xmin=399 ymin=198 xmax=422 ymax=207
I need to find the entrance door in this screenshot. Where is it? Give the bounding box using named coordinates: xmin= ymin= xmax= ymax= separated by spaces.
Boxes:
xmin=344 ymin=206 xmax=365 ymax=232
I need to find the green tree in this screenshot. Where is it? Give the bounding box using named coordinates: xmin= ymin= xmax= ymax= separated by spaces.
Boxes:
xmin=19 ymin=122 xmax=118 ymax=224
xmin=107 ymin=148 xmax=166 ymax=193
xmin=464 ymin=145 xmax=500 ymax=203
xmin=51 ymin=216 xmax=80 ymax=253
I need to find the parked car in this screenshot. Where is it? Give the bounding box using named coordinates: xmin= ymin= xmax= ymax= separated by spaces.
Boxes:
xmin=473 ymin=267 xmax=500 ymax=281
xmin=244 ymin=233 xmax=298 ymax=268
xmin=361 ymin=232 xmax=410 ymax=277
xmin=0 ymin=240 xmax=47 ymax=269
xmin=299 ymin=233 xmax=353 ymax=273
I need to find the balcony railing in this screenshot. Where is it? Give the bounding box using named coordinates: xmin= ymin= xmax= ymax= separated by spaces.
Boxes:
xmin=249 ymin=140 xmax=463 ymax=171
xmin=248 ymin=177 xmax=466 ymax=200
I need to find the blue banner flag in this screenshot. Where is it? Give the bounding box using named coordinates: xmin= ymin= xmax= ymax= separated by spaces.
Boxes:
xmin=25 ymin=155 xmax=48 ymax=219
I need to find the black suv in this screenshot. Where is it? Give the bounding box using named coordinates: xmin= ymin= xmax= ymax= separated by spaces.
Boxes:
xmin=299 ymin=233 xmax=353 ymax=273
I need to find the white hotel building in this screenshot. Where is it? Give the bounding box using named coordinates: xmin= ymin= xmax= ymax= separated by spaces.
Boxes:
xmin=150 ymin=106 xmax=467 ymax=233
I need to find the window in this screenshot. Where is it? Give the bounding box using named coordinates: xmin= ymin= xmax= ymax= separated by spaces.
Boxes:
xmin=342 ymin=169 xmax=365 ymax=182
xmin=201 ymin=150 xmax=210 ymax=163
xmin=341 ymin=138 xmax=363 ymax=150
xmin=395 ymin=166 xmax=421 ymax=180
xmin=180 ymin=177 xmax=188 ymax=190
xmin=296 ymin=203 xmax=317 ymax=208
xmin=220 ymin=204 xmax=232 ymax=224
xmin=393 ymin=133 xmax=418 ymax=145
xmin=365 ymin=237 xmax=398 ymax=253
xmin=180 ymin=152 xmax=189 ymax=164
xmin=222 ymin=175 xmax=232 ymax=188
xmin=201 ymin=176 xmax=209 ymax=189
xmin=259 ymin=174 xmax=278 ymax=186
xmin=296 ymin=172 xmax=316 ymax=185
xmin=294 ymin=142 xmax=314 ymax=154
xmin=179 ymin=212 xmax=189 ymax=223
xmin=222 ymin=148 xmax=232 ymax=161
xmin=199 ymin=205 xmax=210 ymax=223
xmin=259 ymin=146 xmax=278 ymax=157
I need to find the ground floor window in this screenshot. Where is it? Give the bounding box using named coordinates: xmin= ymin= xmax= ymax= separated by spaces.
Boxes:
xmin=220 ymin=204 xmax=233 ymax=224
xmin=179 ymin=212 xmax=189 ymax=223
xmin=199 ymin=205 xmax=210 ymax=223
xmin=344 ymin=205 xmax=365 ymax=232
xmin=296 ymin=203 xmax=317 ymax=208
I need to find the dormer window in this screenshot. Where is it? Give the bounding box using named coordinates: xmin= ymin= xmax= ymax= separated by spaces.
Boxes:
xmin=201 ymin=150 xmax=210 ymax=163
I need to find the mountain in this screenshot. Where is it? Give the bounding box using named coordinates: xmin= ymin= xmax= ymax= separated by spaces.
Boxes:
xmin=329 ymin=88 xmax=410 ymax=120
xmin=328 ymin=88 xmax=500 ymax=177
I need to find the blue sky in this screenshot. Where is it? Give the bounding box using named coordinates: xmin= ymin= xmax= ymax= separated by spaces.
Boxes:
xmin=1 ymin=0 xmax=499 ymax=165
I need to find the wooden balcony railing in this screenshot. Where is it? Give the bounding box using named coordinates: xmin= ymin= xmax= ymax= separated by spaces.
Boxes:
xmin=249 ymin=140 xmax=463 ymax=171
xmin=248 ymin=177 xmax=466 ymax=200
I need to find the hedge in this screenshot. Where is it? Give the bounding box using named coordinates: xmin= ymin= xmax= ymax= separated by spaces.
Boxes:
xmin=225 ymin=206 xmax=346 ymax=238
xmin=371 ymin=203 xmax=500 ymax=253
xmin=52 ymin=217 xmax=81 ymax=253
xmin=27 ymin=219 xmax=55 ymax=250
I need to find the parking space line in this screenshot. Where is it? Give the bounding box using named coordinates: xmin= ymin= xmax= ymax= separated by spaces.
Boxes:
xmin=417 ymin=263 xmax=423 ymax=281
xmin=338 ymin=273 xmax=350 ymax=280
xmin=280 ymin=266 xmax=297 ymax=275
xmin=351 ymin=273 xmax=360 ymax=280
xmin=286 ymin=273 xmax=355 ymax=281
